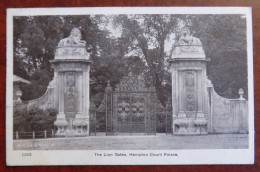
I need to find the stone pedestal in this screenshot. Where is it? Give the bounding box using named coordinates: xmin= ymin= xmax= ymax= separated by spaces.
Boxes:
xmin=54 ymin=112 xmax=68 ymax=137
xmin=52 ymin=28 xmax=91 ymax=137
xmin=194 ymin=112 xmax=207 ymax=135
xmin=169 ymin=28 xmax=208 ymax=135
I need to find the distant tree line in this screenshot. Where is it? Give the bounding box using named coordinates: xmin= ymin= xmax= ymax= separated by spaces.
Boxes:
xmin=13 ymin=14 xmax=248 ymax=106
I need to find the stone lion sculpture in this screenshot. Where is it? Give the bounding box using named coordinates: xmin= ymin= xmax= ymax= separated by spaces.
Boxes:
xmin=58 ymin=28 xmax=86 ymax=47
xmin=177 ymin=27 xmax=202 ymax=45
xmin=173 ymin=27 xmax=205 ymax=55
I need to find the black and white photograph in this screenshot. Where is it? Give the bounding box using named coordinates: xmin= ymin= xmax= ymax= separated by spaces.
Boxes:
xmin=6 ymin=7 xmax=254 ymax=165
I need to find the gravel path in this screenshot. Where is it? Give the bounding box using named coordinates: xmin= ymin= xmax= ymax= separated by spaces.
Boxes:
xmin=13 ymin=134 xmax=249 ymax=150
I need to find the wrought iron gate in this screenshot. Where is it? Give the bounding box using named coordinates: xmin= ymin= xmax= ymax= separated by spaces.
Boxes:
xmin=89 ymin=102 xmax=106 ymax=136
xmin=155 ymin=99 xmax=172 ymax=134
xmin=115 ymin=94 xmax=147 ymax=133
xmin=90 ymin=75 xmax=172 ymax=135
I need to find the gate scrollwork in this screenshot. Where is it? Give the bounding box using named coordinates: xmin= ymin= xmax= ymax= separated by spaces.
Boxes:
xmin=117 ymin=101 xmax=130 ymax=122
xmin=93 ymin=74 xmax=169 ymax=135
xmin=132 ymin=101 xmax=145 ymax=118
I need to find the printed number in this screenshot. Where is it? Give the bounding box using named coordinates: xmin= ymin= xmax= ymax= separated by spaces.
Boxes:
xmin=22 ymin=153 xmax=32 ymax=156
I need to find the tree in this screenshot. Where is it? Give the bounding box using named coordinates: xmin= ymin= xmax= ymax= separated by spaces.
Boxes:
xmin=113 ymin=14 xmax=179 ymax=104
xmin=14 ymin=14 xmax=248 ymax=105
xmin=14 ymin=15 xmax=132 ymax=104
xmin=14 ymin=16 xmax=64 ymax=100
xmin=185 ymin=15 xmax=247 ymax=98
xmin=113 ymin=14 xmax=248 ymax=101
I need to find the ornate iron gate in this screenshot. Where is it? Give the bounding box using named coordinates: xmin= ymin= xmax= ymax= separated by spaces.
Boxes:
xmin=91 ymin=75 xmax=172 ymax=136
xmin=89 ymin=102 xmax=106 ymax=136
xmin=115 ymin=94 xmax=147 ymax=133
xmin=155 ymin=99 xmax=172 ymax=134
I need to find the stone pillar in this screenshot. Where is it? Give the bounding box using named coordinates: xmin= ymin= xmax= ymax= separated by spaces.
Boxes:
xmin=168 ymin=27 xmax=208 ymax=135
xmin=194 ymin=63 xmax=208 ymax=134
xmin=52 ymin=28 xmax=91 ymax=137
xmin=73 ymin=70 xmax=89 ymax=137
xmin=54 ymin=72 xmax=67 ymax=137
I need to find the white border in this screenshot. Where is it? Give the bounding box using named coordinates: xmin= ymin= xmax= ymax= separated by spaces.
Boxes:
xmin=6 ymin=7 xmax=254 ymax=166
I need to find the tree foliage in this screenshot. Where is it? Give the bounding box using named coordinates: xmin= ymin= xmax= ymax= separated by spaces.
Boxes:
xmin=14 ymin=15 xmax=126 ymax=103
xmin=113 ymin=14 xmax=180 ymax=104
xmin=13 ymin=14 xmax=248 ymax=106
xmin=14 ymin=106 xmax=57 ymax=132
xmin=186 ymin=15 xmax=247 ymax=98
xmin=113 ymin=14 xmax=248 ymax=100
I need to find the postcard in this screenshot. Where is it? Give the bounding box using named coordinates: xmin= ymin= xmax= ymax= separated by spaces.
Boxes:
xmin=6 ymin=7 xmax=254 ymax=165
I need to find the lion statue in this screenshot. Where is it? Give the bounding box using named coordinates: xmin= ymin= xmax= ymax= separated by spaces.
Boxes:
xmin=58 ymin=28 xmax=86 ymax=46
xmin=177 ymin=27 xmax=202 ymax=45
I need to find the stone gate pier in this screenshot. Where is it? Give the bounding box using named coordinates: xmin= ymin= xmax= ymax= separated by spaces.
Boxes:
xmin=168 ymin=28 xmax=248 ymax=135
xmin=168 ymin=28 xmax=208 ymax=135
xmin=51 ymin=28 xmax=91 ymax=137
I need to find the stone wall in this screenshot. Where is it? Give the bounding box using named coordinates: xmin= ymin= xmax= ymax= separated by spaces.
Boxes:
xmin=208 ymin=85 xmax=248 ymax=134
xmin=22 ymin=80 xmax=58 ymax=110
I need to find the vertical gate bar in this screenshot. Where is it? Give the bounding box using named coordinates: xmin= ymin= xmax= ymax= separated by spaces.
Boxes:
xmin=149 ymin=93 xmax=150 ymax=134
xmin=105 ymin=93 xmax=107 ymax=135
xmin=147 ymin=94 xmax=150 ymax=135
xmin=130 ymin=95 xmax=132 ymax=136
xmin=153 ymin=93 xmax=155 ymax=135
xmin=166 ymin=106 xmax=168 ymax=135
xmin=95 ymin=106 xmax=96 ymax=136
xmin=155 ymin=112 xmax=157 ymax=134
xmin=110 ymin=92 xmax=112 ymax=135
xmin=114 ymin=93 xmax=117 ymax=136
xmin=153 ymin=94 xmax=155 ymax=135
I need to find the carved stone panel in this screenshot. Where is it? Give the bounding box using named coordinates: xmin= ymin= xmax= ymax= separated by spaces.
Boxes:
xmin=185 ymin=70 xmax=196 ymax=112
xmin=64 ymin=72 xmax=77 ymax=113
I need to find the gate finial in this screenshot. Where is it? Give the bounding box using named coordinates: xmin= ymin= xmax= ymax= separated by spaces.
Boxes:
xmin=105 ymin=80 xmax=112 ymax=92
xmin=239 ymin=88 xmax=245 ymax=100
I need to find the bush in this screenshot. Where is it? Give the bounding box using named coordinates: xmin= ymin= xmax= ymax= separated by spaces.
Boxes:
xmin=13 ymin=106 xmax=57 ymax=132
